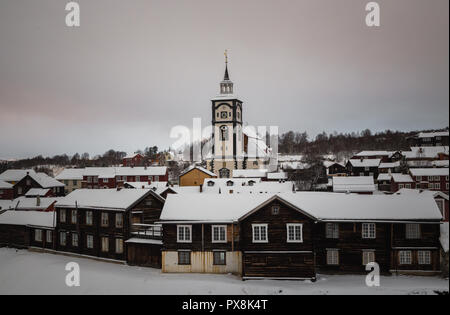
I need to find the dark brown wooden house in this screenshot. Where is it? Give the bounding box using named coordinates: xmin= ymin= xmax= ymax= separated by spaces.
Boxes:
xmin=54 ymin=188 xmax=164 ymax=264
xmin=158 ymin=192 xmax=443 ymax=279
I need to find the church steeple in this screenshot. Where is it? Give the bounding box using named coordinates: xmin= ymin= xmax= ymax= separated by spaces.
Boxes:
xmin=220 ymin=50 xmax=233 ymax=95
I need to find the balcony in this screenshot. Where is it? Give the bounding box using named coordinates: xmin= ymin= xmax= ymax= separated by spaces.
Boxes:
xmin=131 ymin=223 xmax=162 ymax=240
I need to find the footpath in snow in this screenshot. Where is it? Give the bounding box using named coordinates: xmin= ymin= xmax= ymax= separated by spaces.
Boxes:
xmin=0 ymin=248 xmax=448 ymax=295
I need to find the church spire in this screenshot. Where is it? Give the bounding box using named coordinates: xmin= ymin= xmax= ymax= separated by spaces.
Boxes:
xmin=220 ymin=50 xmax=233 ymax=95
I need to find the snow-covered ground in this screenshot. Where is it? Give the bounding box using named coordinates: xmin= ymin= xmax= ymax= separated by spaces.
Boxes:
xmin=0 ymin=248 xmax=448 ymax=295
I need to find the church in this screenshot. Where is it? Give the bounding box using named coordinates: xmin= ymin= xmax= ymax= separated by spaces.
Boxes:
xmin=205 ymin=53 xmax=274 ymax=178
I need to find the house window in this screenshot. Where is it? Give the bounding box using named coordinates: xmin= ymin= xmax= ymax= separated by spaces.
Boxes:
xmin=362 ymin=250 xmax=375 ymax=266
xmin=86 ymin=211 xmax=93 ymax=225
xmin=71 ymin=210 xmax=77 ymax=224
xmin=72 ymin=233 xmax=78 ymax=247
xmin=362 ymin=223 xmax=376 ymax=239
xmin=46 ymin=230 xmax=52 ymax=243
xmin=60 ymin=232 xmax=67 ymax=246
xmin=252 ymin=224 xmax=268 ymax=243
xmin=116 ymin=213 xmax=123 ymax=228
xmin=418 ymin=250 xmax=431 ymax=265
xmin=212 ymin=225 xmax=227 ymax=243
xmin=286 ymin=224 xmax=303 ymax=243
xmin=405 ymin=224 xmax=421 ymax=239
xmin=101 ymin=237 xmax=109 ymax=252
xmin=405 ymin=184 xmax=411 ymax=189
xmin=115 ymin=238 xmax=124 ymax=254
xmin=60 ymin=209 xmax=66 ymax=223
xmin=178 ymin=251 xmax=191 ymax=265
xmin=271 ymin=206 xmax=280 ymax=215
xmin=327 ymin=249 xmax=339 ymax=265
xmin=326 ymin=223 xmax=339 ymax=239
xmin=434 ymin=183 xmax=441 ymax=190
xmin=101 ymin=213 xmax=109 ymax=227
xmin=213 ymin=251 xmax=226 ymax=265
xmin=177 ymin=225 xmax=192 ymax=243
xmin=399 ymin=250 xmax=412 ymax=265
xmin=86 ymin=235 xmax=94 ymax=249
xmin=35 ymin=229 xmax=42 ymax=242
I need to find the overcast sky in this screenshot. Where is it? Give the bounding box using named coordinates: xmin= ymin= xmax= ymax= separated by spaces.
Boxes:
xmin=0 ymin=0 xmax=448 ymax=159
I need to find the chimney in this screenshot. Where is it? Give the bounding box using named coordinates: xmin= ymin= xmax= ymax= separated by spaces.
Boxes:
xmin=199 ymin=184 xmax=203 ymax=193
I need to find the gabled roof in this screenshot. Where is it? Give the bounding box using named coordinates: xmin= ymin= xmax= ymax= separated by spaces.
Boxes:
xmin=390 ymin=174 xmax=414 ymax=183
xmin=347 ymin=159 xmax=381 ymax=168
xmin=31 ymin=173 xmax=65 ymax=188
xmin=409 ymin=168 xmax=449 ymax=177
xmin=403 ymin=146 xmax=449 ymax=159
xmin=232 ymin=169 xmax=268 ymax=178
xmin=266 ymin=172 xmax=287 ymax=180
xmin=159 ymin=192 xmax=442 ymax=223
xmin=377 ymin=173 xmax=391 ymax=181
xmin=0 ymin=200 xmax=13 ymax=211
xmin=379 ymin=161 xmax=401 ymax=169
xmin=0 ymin=169 xmax=35 ymax=182
xmin=55 ymin=168 xmax=85 ymax=180
xmin=395 ymin=188 xmax=449 ymax=201
xmin=179 ymin=165 xmax=216 ymax=178
xmin=55 ymin=189 xmax=159 ymax=211
xmin=12 ymin=196 xmax=63 ymax=211
xmin=355 ymin=151 xmax=394 ymax=157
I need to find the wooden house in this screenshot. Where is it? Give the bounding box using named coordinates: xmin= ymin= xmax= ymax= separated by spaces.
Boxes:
xmin=409 ymin=168 xmax=449 ymax=193
xmin=407 ymin=131 xmax=449 ymax=147
xmin=0 ymin=180 xmax=14 ymax=200
xmin=54 ymin=188 xmax=165 ymax=264
xmin=346 ymin=159 xmax=380 ymax=178
xmin=179 ymin=166 xmax=217 ymax=187
xmin=158 ymin=192 xmax=442 ymax=279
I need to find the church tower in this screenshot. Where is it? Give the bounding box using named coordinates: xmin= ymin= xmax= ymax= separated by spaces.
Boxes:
xmin=207 ymin=51 xmax=244 ymax=178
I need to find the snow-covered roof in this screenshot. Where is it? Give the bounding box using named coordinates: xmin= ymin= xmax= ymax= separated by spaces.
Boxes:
xmin=232 ymin=169 xmax=268 ymax=178
xmin=377 ymin=173 xmax=392 ymax=181
xmin=165 ymin=186 xmax=201 ymax=194
xmin=125 ymin=238 xmax=162 ymax=245
xmin=391 ymin=174 xmax=414 ymax=183
xmin=55 ymin=168 xmax=85 ymax=180
xmin=124 ymin=181 xmax=168 ymax=190
xmin=379 ymin=161 xmax=400 ymax=169
xmin=332 ymin=176 xmax=376 ymax=193
xmin=82 ymin=167 xmax=168 ymax=178
xmin=403 ymin=146 xmax=449 ymax=159
xmin=267 ymin=172 xmax=287 ymax=180
xmin=124 ymin=153 xmax=143 ymax=159
xmin=179 ymin=165 xmax=216 ymax=177
xmin=409 ymin=168 xmax=449 ymax=177
xmin=30 ymin=173 xmax=64 ymax=188
xmin=395 ymin=188 xmax=449 ymax=201
xmin=25 ymin=188 xmax=51 ymax=197
xmin=355 ymin=151 xmax=394 ymax=157
xmin=55 ymin=189 xmax=153 ymax=211
xmin=12 ymin=196 xmax=63 ymax=211
xmin=348 ymin=159 xmax=381 ymax=168
xmin=0 ymin=210 xmax=56 ymax=228
xmin=201 ymin=178 xmax=294 ymax=194
xmin=159 ymin=192 xmax=442 ymax=223
xmin=0 ymin=169 xmax=36 ymax=182
xmin=417 ymin=131 xmax=449 ymax=138
xmin=432 ymin=160 xmax=449 ymax=168
xmin=323 ymin=161 xmax=345 ymax=169
xmin=0 ymin=200 xmax=13 ymax=211
xmin=0 ymin=180 xmax=13 ymax=189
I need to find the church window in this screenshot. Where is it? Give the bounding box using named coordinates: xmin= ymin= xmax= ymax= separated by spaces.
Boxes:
xmin=220 ymin=126 xmax=228 ymax=141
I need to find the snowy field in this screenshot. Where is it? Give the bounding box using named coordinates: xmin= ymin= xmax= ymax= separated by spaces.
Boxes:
xmin=0 ymin=248 xmax=448 ymax=295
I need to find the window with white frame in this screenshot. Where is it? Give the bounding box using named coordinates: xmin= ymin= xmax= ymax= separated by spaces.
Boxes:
xmin=286 ymin=224 xmax=303 ymax=243
xmin=60 ymin=209 xmax=66 ymax=223
xmin=418 ymin=250 xmax=431 ymax=265
xmin=101 ymin=237 xmax=109 ymax=252
xmin=177 ymin=225 xmax=192 ymax=243
xmin=362 ymin=223 xmax=376 ymax=239
xmin=35 ymin=229 xmax=42 ymax=242
xmin=115 ymin=213 xmax=123 ymax=228
xmin=86 ymin=235 xmax=94 ymax=249
xmin=399 ymin=250 xmax=412 ymax=265
xmin=115 ymin=238 xmax=123 ymax=254
xmin=252 ymin=224 xmax=268 ymax=243
xmin=212 ymin=225 xmax=227 ymax=243
xmin=405 ymin=224 xmax=421 ymax=239
xmin=101 ymin=213 xmax=109 ymax=227
xmin=72 ymin=233 xmax=78 ymax=247
xmin=326 ymin=223 xmax=339 ymax=239
xmin=362 ymin=250 xmax=375 ymax=266
xmin=434 ymin=183 xmax=440 ymax=190
xmin=60 ymin=232 xmax=66 ymax=246
xmin=71 ymin=210 xmax=77 ymax=224
xmin=46 ymin=230 xmax=52 ymax=243
xmin=86 ymin=211 xmax=93 ymax=225
xmin=327 ymin=249 xmax=339 ymax=265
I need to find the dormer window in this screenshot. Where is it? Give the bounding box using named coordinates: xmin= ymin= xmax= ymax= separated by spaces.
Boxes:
xmin=226 ymin=180 xmax=234 ymax=186
xmin=207 ymin=181 xmax=215 ymax=187
xmin=248 ymin=180 xmax=256 ymax=186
